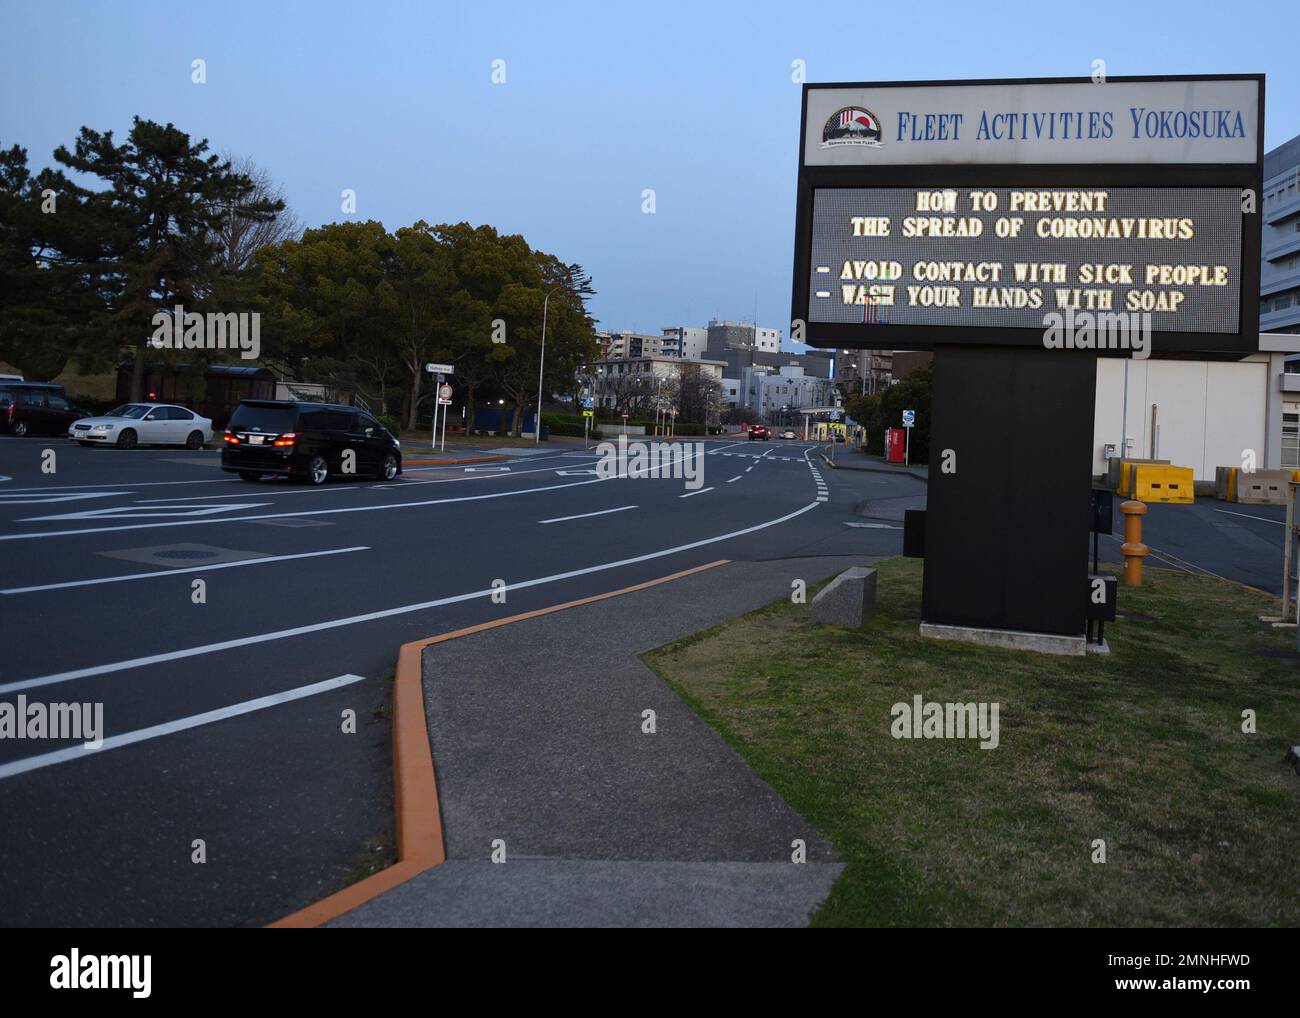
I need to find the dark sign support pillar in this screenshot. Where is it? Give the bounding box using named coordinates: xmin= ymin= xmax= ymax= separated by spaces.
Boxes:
xmin=921 ymin=345 xmax=1097 ymax=647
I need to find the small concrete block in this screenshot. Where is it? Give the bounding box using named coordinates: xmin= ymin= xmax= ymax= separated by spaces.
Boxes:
xmin=810 ymin=567 xmax=877 ymax=629
xmin=919 ymin=622 xmax=1086 ymax=656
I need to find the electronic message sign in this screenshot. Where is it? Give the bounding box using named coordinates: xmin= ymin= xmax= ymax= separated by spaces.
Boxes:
xmin=791 ymin=76 xmax=1264 ymax=356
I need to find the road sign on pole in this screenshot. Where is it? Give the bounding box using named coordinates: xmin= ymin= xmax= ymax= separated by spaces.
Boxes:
xmin=902 ymin=408 xmax=916 ymax=428
xmin=438 ymin=383 xmax=452 ymax=405
xmin=425 ymin=363 xmax=454 ymax=375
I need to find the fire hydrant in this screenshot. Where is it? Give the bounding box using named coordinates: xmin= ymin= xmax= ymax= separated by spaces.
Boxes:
xmin=1120 ymin=500 xmax=1148 ymax=586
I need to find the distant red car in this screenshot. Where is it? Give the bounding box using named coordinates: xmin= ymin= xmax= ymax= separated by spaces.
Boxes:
xmin=748 ymin=424 xmax=770 ymax=441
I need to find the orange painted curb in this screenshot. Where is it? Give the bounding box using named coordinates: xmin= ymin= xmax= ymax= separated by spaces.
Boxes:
xmin=268 ymin=557 xmax=731 ymax=928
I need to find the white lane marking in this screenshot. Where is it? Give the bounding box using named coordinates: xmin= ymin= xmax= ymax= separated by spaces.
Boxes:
xmin=745 ymin=466 xmax=754 ymax=473
xmin=0 ymin=501 xmax=821 ymax=693
xmin=22 ymin=502 xmax=270 ymax=522
xmin=678 ymin=487 xmax=714 ymax=498
xmin=0 ymin=448 xmax=713 ymax=542
xmin=1213 ymin=508 xmax=1284 ymax=526
xmin=0 ymin=492 xmax=133 ymax=505
xmin=463 ymin=466 xmax=511 ymax=473
xmin=555 ymin=469 xmax=598 ymax=476
xmin=0 ymin=674 xmax=366 ymax=781
xmin=0 ymin=546 xmax=370 ymax=595
xmin=726 ymin=476 xmax=742 ymax=483
xmin=816 ymin=496 xmax=828 ymax=502
xmin=397 ymin=459 xmax=597 ymax=481
xmin=0 ymin=478 xmax=240 ymax=493
xmin=844 ymin=521 xmax=900 ymax=529
xmin=539 ymin=505 xmax=637 ymax=524
xmin=0 ymin=477 xmax=610 ymax=541
xmin=134 ymin=485 xmax=367 ymax=502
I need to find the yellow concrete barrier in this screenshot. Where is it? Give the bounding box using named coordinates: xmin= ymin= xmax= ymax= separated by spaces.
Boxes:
xmin=1115 ymin=458 xmax=1170 ymax=496
xmin=1131 ymin=464 xmax=1194 ymax=504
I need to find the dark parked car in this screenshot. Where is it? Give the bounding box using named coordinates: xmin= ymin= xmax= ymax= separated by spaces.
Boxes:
xmin=0 ymin=382 xmax=88 ymax=436
xmin=221 ymin=400 xmax=402 ymax=484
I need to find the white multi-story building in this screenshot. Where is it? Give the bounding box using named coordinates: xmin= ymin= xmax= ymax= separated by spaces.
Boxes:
xmin=754 ymin=367 xmax=835 ymax=420
xmin=661 ymin=326 xmax=709 ymax=360
xmin=597 ymin=331 xmax=669 ymax=360
xmin=720 ymin=363 xmax=835 ymax=420
xmin=754 ymin=326 xmax=781 ymax=353
xmin=582 ymin=356 xmax=725 ymax=409
xmin=705 ymin=319 xmax=783 ymax=356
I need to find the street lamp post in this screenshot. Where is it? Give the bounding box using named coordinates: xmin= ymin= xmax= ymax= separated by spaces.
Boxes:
xmin=535 ymin=284 xmax=566 ymax=445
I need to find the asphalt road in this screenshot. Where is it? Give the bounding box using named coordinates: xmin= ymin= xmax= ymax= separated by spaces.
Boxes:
xmin=1101 ymin=497 xmax=1286 ymax=595
xmin=0 ymin=434 xmax=911 ymax=926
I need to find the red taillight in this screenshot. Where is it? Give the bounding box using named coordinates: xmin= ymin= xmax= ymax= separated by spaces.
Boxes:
xmin=273 ymin=432 xmax=298 ymax=447
xmin=223 ymin=430 xmax=239 ymax=445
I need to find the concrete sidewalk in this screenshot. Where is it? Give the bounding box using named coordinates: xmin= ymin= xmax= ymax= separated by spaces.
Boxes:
xmin=330 ymin=554 xmax=871 ymax=927
xmin=820 ymin=448 xmax=929 ymax=481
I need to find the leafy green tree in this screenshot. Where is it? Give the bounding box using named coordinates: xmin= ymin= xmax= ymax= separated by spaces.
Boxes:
xmin=844 ymin=391 xmax=882 ymax=451
xmin=389 ymin=222 xmax=458 ymax=429
xmin=0 ymin=143 xmax=111 ymax=379
xmin=253 ymin=220 xmax=398 ymax=407
xmin=432 ymin=222 xmax=513 ymax=430
xmin=492 ymin=252 xmax=597 ymax=436
xmin=54 ymin=117 xmax=283 ymax=399
xmin=845 ymin=365 xmax=931 ymax=461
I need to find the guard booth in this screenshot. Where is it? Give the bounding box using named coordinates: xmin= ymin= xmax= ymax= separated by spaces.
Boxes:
xmin=117 ymin=363 xmax=277 ymax=429
xmin=790 ymin=74 xmax=1263 ymax=654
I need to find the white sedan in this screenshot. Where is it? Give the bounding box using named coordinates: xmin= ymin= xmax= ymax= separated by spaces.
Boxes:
xmin=781 ymin=430 xmax=797 ymax=440
xmin=68 ymin=403 xmax=213 ymax=449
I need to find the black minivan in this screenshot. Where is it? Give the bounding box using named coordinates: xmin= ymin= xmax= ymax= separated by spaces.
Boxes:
xmin=0 ymin=381 xmax=88 ymax=436
xmin=221 ymin=400 xmax=402 ymax=484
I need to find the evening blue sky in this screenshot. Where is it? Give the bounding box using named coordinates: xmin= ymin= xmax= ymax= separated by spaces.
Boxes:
xmin=2 ymin=0 xmax=1297 ymax=348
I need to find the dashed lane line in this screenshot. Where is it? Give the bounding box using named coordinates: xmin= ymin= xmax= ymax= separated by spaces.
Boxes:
xmin=539 ymin=506 xmax=637 ymax=524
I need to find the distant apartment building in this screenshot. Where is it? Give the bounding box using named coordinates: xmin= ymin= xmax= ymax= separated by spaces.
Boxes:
xmin=721 ymin=360 xmax=835 ymax=420
xmin=661 ymin=326 xmax=708 ymax=360
xmin=582 ymin=355 xmax=726 ymax=410
xmin=834 ymin=348 xmax=893 ymax=394
xmin=1263 ymin=133 xmax=1300 ymax=335
xmin=705 ymin=319 xmax=781 ymax=356
xmin=596 ymin=330 xmax=670 ymax=360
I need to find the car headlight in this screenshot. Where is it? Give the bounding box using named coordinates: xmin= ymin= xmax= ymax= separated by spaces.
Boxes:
xmin=91 ymin=425 xmax=111 ymax=432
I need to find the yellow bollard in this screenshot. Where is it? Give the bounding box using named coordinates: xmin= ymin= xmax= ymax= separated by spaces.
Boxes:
xmin=1120 ymin=500 xmax=1148 ymax=586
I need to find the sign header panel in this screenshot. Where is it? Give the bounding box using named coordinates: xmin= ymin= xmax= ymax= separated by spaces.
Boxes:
xmin=803 ymin=79 xmax=1259 ymax=167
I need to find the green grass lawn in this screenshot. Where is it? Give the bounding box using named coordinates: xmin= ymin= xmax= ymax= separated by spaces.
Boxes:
xmin=643 ymin=559 xmax=1300 ymax=927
